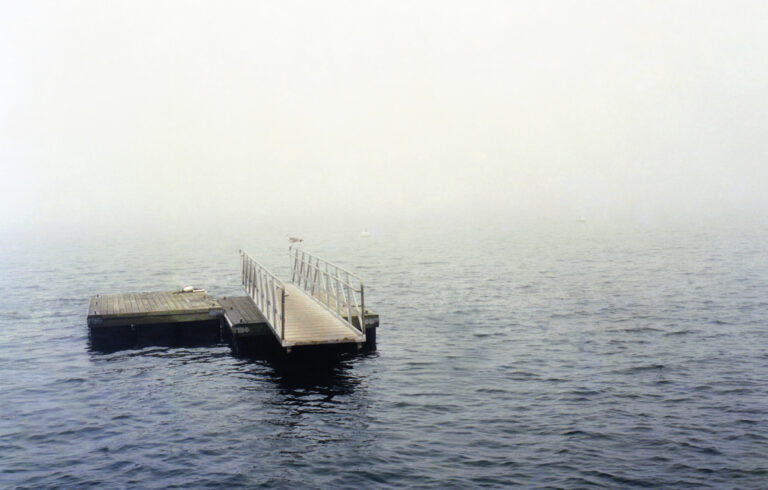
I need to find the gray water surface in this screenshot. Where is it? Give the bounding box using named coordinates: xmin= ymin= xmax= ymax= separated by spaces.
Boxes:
xmin=1 ymin=222 xmax=767 ymax=488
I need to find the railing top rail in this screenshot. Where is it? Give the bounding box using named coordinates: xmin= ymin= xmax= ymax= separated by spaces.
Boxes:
xmin=240 ymin=249 xmax=285 ymax=288
xmin=289 ymin=246 xmax=364 ymax=286
xmin=295 ymin=260 xmax=362 ymax=290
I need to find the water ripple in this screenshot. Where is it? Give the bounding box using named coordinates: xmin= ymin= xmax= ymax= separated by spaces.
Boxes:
xmin=2 ymin=225 xmax=768 ymax=487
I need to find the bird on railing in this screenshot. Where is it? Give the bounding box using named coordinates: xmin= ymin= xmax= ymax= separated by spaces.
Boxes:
xmin=288 ymin=236 xmax=303 ymax=244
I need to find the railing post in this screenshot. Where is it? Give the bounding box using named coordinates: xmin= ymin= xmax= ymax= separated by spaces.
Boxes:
xmin=335 ymin=277 xmax=341 ymax=317
xmin=281 ymin=288 xmax=285 ymax=340
xmin=298 ymin=252 xmax=303 ymax=287
xmin=360 ymin=284 xmax=365 ymax=334
xmin=270 ymin=279 xmax=275 ymax=329
xmin=250 ymin=260 xmax=254 ymax=296
xmin=258 ymin=269 xmax=263 ymax=309
xmin=274 ymin=282 xmax=278 ymax=330
xmin=347 ymin=284 xmax=352 ymax=327
xmin=325 ymin=263 xmax=330 ymax=307
xmin=310 ymin=258 xmax=317 ymax=296
xmin=263 ymin=272 xmax=267 ymax=312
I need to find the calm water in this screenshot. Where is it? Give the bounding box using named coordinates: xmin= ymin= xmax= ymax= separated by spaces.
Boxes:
xmin=1 ymin=222 xmax=767 ymax=488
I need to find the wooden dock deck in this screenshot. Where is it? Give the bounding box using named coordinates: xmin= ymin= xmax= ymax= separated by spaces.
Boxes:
xmin=279 ymin=284 xmax=364 ymax=347
xmin=218 ymin=296 xmax=275 ymax=356
xmin=219 ymin=296 xmax=265 ymax=325
xmin=240 ymin=249 xmax=370 ymax=351
xmin=88 ymin=290 xmax=222 ymax=326
xmin=87 ymin=290 xmax=224 ymax=350
xmin=220 ymin=287 xmax=365 ymax=348
xmin=87 ymin=248 xmax=378 ymax=356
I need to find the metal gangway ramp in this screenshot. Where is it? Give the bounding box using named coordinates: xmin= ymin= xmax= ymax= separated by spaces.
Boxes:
xmin=238 ymin=247 xmax=366 ymax=349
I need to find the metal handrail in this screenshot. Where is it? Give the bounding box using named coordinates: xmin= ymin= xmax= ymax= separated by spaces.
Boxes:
xmin=240 ymin=250 xmax=286 ymax=340
xmin=289 ymin=245 xmax=365 ymax=336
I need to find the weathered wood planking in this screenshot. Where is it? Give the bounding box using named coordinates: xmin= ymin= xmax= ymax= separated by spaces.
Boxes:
xmin=219 ymin=296 xmax=266 ymax=326
xmin=87 ymin=290 xmax=223 ymax=327
xmin=218 ymin=296 xmax=270 ymax=343
xmin=274 ymin=284 xmax=364 ymax=347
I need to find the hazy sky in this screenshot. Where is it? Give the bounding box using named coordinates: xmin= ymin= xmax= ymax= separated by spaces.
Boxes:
xmin=2 ymin=1 xmax=767 ymax=235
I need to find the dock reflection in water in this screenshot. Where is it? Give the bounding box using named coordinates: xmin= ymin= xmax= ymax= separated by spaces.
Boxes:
xmin=80 ymin=346 xmax=379 ymax=487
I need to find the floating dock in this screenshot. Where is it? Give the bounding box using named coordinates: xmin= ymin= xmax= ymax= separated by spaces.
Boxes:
xmin=218 ymin=295 xmax=273 ymax=356
xmin=87 ymin=290 xmax=223 ymax=349
xmin=87 ymin=247 xmax=378 ymax=357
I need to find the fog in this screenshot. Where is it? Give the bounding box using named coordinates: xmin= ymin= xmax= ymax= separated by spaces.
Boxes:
xmin=2 ymin=1 xmax=767 ymax=239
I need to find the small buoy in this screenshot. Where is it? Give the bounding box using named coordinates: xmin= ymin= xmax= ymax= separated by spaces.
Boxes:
xmin=182 ymin=286 xmax=194 ymax=293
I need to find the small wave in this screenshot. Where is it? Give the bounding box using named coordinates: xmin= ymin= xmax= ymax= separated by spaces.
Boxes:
xmin=563 ymin=388 xmax=602 ymax=397
xmin=55 ymin=426 xmax=102 ymax=438
xmin=664 ymin=329 xmax=695 ymax=336
xmin=619 ymin=364 xmax=665 ymax=375
xmin=562 ymin=429 xmax=612 ymax=441
xmin=675 ymin=441 xmax=723 ymax=456
xmin=716 ymin=387 xmax=753 ymax=395
xmin=549 ymin=313 xmax=575 ymax=320
xmin=473 ymin=332 xmax=504 ymax=338
xmin=710 ymin=319 xmax=732 ymax=325
xmin=415 ymin=261 xmax=447 ymax=266
xmin=614 ymin=326 xmax=663 ymax=333
xmin=582 ymin=469 xmax=658 ymax=487
xmin=475 ymin=387 xmax=509 ymax=394
xmin=54 ymin=377 xmax=87 ymax=385
xmin=506 ymin=370 xmax=537 ymax=380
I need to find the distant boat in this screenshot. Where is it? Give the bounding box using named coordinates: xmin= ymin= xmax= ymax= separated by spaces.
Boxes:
xmin=577 ymin=216 xmax=586 ymax=223
xmin=360 ymin=230 xmax=371 ymax=238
